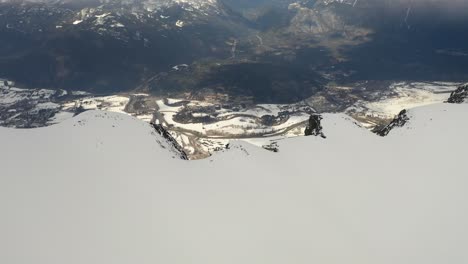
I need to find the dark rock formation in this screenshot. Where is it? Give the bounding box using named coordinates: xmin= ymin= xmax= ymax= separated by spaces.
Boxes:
xmin=262 ymin=142 xmax=279 ymax=153
xmin=446 ymin=84 xmax=468 ymax=104
xmin=376 ymin=109 xmax=410 ymax=137
xmin=304 ymin=114 xmax=326 ymax=138
xmin=151 ymin=123 xmax=189 ymax=160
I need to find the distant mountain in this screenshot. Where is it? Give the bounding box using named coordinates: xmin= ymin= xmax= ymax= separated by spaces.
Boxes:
xmin=0 ymin=0 xmax=251 ymax=92
xmin=1 ymin=0 xmax=468 ymax=103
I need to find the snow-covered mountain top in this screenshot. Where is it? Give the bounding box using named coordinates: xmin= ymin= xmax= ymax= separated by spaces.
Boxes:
xmin=0 ymin=110 xmax=186 ymax=164
xmin=386 ymin=103 xmax=468 ymax=136
xmin=12 ymin=0 xmax=221 ymax=12
xmin=319 ymin=0 xmax=356 ymax=5
xmin=98 ymin=0 xmax=220 ymax=12
xmin=2 ymin=103 xmax=468 ymax=263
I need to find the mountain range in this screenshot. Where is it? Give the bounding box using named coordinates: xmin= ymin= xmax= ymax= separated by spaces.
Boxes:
xmin=1 ymin=0 xmax=468 ymax=103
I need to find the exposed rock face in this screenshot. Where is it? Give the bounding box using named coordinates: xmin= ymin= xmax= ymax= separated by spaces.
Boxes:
xmin=376 ymin=109 xmax=410 ymax=137
xmin=446 ymin=84 xmax=468 ymax=104
xmin=262 ymin=142 xmax=279 ymax=153
xmin=305 ymin=114 xmax=326 ymax=138
xmin=151 ymin=123 xmax=189 ymax=160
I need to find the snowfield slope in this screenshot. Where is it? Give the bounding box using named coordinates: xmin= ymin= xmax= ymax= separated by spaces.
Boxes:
xmin=1 ymin=104 xmax=468 ymax=264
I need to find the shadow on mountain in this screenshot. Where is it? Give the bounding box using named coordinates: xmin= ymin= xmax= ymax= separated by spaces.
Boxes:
xmin=199 ymin=62 xmax=325 ymax=103
xmin=339 ymin=22 xmax=468 ymax=82
xmin=145 ymin=46 xmax=334 ymax=104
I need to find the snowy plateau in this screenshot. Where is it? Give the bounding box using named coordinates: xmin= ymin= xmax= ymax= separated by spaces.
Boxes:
xmin=1 ymin=96 xmax=468 ymax=263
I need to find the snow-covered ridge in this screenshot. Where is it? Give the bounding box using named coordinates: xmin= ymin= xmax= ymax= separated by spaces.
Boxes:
xmin=0 ymin=0 xmax=229 ymax=43
xmin=16 ymin=0 xmax=219 ymax=10
xmin=318 ymin=0 xmax=357 ymax=6
xmin=88 ymin=0 xmax=222 ymax=15
xmin=63 ymin=0 xmax=223 ymax=40
xmin=0 ymin=110 xmax=188 ymax=161
xmin=122 ymin=0 xmax=219 ymax=11
xmin=1 ymin=103 xmax=468 ymax=263
xmin=1 ymin=80 xmax=463 ymax=159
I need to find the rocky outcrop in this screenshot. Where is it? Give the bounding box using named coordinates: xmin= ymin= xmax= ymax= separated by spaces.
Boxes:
xmin=305 ymin=114 xmax=326 ymax=138
xmin=151 ymin=123 xmax=189 ymax=160
xmin=262 ymin=142 xmax=279 ymax=153
xmin=376 ymin=109 xmax=409 ymax=137
xmin=446 ymin=84 xmax=468 ymax=104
